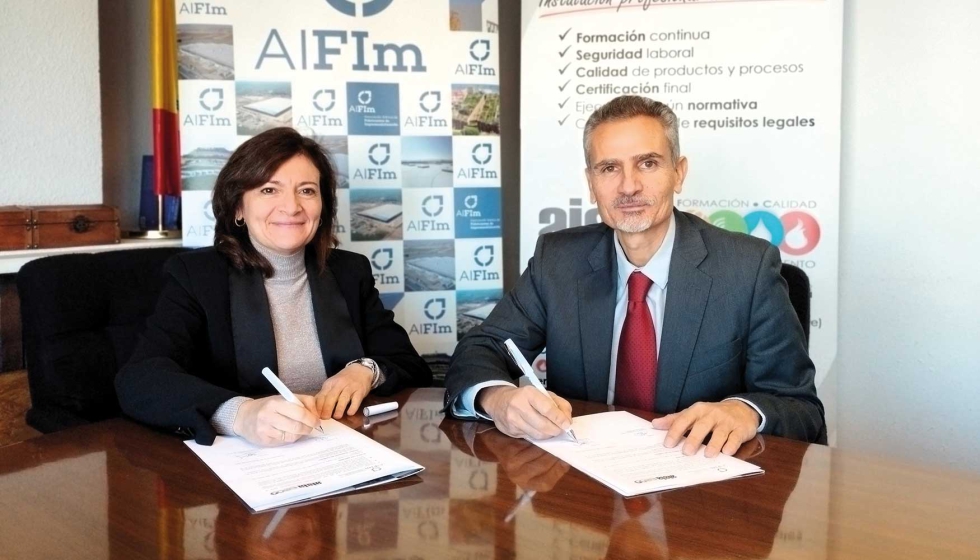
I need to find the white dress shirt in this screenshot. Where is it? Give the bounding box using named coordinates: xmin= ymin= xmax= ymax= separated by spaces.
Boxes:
xmin=453 ymin=215 xmax=765 ymax=431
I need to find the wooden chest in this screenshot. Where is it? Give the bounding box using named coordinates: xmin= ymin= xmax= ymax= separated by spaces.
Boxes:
xmin=29 ymin=205 xmax=120 ymax=249
xmin=0 ymin=206 xmax=33 ymax=251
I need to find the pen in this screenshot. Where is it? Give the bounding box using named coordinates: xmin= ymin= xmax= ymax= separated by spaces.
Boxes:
xmin=503 ymin=339 xmax=579 ymax=443
xmin=261 ymin=367 xmax=324 ymax=434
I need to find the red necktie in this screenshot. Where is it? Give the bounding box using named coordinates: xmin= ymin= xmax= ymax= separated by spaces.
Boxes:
xmin=614 ymin=271 xmax=657 ymax=411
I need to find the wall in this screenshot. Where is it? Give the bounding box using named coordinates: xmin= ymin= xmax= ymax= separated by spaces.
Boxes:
xmin=836 ymin=0 xmax=980 ymax=472
xmin=0 ymin=0 xmax=103 ymax=206
xmin=99 ymin=0 xmax=151 ymax=231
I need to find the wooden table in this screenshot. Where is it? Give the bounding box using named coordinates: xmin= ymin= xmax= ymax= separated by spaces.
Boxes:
xmin=0 ymin=388 xmax=977 ymax=559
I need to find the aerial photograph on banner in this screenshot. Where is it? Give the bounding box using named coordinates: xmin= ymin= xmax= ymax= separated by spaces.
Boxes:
xmin=236 ymin=82 xmax=292 ymax=136
xmin=452 ymin=84 xmax=500 ymax=136
xmin=405 ymin=240 xmax=456 ymax=292
xmin=177 ymin=24 xmax=234 ymax=80
xmin=351 ymin=188 xmax=402 ymax=241
xmin=316 ymin=136 xmax=349 ymax=188
xmin=181 ymin=146 xmax=232 ymax=191
xmin=402 ymin=137 xmax=453 ymax=188
xmin=456 ymin=289 xmax=501 ymax=340
xmin=449 ymin=0 xmax=498 ymax=33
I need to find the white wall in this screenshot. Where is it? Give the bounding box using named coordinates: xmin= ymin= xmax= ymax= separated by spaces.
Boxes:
xmin=837 ymin=0 xmax=980 ymax=472
xmin=0 ymin=0 xmax=103 ymax=205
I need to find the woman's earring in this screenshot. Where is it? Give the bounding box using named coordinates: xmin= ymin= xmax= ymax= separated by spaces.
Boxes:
xmin=235 ymin=217 xmax=245 ymax=227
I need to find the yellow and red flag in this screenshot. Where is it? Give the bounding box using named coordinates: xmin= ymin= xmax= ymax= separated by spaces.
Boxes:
xmin=151 ymin=0 xmax=181 ymax=197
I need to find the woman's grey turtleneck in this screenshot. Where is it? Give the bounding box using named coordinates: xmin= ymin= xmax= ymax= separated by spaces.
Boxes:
xmin=210 ymin=240 xmax=327 ymax=435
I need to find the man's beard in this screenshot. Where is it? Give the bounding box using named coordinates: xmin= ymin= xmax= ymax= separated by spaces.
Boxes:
xmin=612 ymin=196 xmax=656 ymax=233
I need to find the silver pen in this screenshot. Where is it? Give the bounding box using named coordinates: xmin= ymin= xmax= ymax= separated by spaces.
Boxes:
xmin=503 ymin=339 xmax=580 ymax=443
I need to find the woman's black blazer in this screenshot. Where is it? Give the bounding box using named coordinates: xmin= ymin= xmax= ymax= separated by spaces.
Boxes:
xmin=115 ymin=246 xmax=432 ymax=444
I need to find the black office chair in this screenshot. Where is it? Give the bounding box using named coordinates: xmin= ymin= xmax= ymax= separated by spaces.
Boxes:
xmin=17 ymin=247 xmax=188 ymax=433
xmin=779 ymin=263 xmax=811 ymax=348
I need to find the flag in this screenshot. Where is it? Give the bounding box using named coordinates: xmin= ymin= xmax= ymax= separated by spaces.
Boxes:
xmin=151 ymin=0 xmax=181 ymax=197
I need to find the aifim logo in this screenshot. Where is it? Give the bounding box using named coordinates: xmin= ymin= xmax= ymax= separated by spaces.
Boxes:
xmin=368 ymin=143 xmax=391 ymax=166
xmin=408 ymin=195 xmax=450 ymax=233
xmin=420 ymin=91 xmax=441 ymax=113
xmin=458 ymin=143 xmax=496 ymax=180
xmin=185 ymin=88 xmax=230 ymax=127
xmin=325 ymin=0 xmax=393 ymax=17
xmin=370 ymin=247 xmax=400 ymax=285
xmin=458 ymin=195 xmax=481 ymax=217
xmin=350 ymin=90 xmax=375 ymax=114
xmin=410 ymin=297 xmax=453 ymax=335
xmin=460 ymin=245 xmax=499 ymax=282
xmin=405 ymin=91 xmax=447 ymax=129
xmin=424 ymin=298 xmax=446 ymax=320
xmin=457 ymin=39 xmax=495 ymax=76
xmin=297 ymin=89 xmax=343 ymax=128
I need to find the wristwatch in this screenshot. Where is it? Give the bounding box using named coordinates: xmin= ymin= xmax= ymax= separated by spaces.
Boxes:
xmin=347 ymin=357 xmax=385 ymax=389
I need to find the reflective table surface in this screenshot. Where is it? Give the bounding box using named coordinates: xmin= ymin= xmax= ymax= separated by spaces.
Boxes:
xmin=0 ymin=388 xmax=978 ymax=559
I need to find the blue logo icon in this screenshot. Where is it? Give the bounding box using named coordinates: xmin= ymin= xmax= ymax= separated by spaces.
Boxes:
xmin=422 ymin=195 xmax=444 ymax=217
xmin=419 ymin=91 xmax=441 ymax=113
xmin=469 ymin=39 xmax=490 ymax=62
xmin=368 ymin=143 xmax=391 ymax=166
xmin=471 ymin=143 xmax=492 ymax=165
xmin=357 ymin=90 xmax=373 ymax=105
xmin=474 ymin=245 xmax=494 ymax=267
xmin=371 ymin=248 xmax=393 ymax=270
xmin=424 ymin=298 xmax=446 ymax=320
xmin=312 ymin=89 xmax=336 ymax=112
xmin=199 ymin=88 xmax=223 ymax=111
xmin=464 ymin=195 xmax=478 ymax=209
xmin=325 ymin=0 xmax=393 ymax=17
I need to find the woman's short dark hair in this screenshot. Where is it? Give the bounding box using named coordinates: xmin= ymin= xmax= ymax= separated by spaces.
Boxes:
xmin=212 ymin=127 xmax=338 ymax=277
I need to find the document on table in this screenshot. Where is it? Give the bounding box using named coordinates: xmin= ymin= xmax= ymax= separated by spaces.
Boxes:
xmin=530 ymin=411 xmax=763 ymax=497
xmin=185 ymin=419 xmax=424 ymax=512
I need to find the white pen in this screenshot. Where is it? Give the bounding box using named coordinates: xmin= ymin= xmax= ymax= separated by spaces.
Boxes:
xmin=261 ymin=367 xmax=324 ymax=434
xmin=503 ymin=339 xmax=580 ymax=444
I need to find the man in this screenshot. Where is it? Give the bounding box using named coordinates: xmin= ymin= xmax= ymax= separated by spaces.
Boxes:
xmin=444 ymin=95 xmax=825 ymax=454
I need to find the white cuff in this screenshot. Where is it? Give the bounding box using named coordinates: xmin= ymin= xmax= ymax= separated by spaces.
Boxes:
xmin=451 ymin=380 xmax=515 ymax=420
xmin=724 ymin=397 xmax=767 ymax=433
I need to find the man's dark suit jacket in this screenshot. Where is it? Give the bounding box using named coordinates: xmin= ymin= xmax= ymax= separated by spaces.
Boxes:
xmin=444 ymin=210 xmax=825 ymax=443
xmin=116 ymin=247 xmax=431 ymax=444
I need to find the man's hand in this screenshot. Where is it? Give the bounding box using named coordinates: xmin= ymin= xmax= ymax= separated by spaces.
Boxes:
xmin=315 ymin=364 xmax=373 ymax=419
xmin=651 ymin=400 xmax=761 ymax=458
xmin=477 ymin=385 xmax=573 ymax=440
xmin=481 ymin=432 xmax=570 ymax=492
xmin=233 ymin=395 xmax=319 ymax=447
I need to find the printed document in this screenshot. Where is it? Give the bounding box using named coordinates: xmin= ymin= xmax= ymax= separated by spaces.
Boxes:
xmin=530 ymin=411 xmax=763 ymax=497
xmin=185 ymin=419 xmax=424 ymax=512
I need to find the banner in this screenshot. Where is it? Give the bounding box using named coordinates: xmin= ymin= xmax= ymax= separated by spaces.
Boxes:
xmin=521 ymin=1 xmax=842 ymax=435
xmin=176 ymin=0 xmax=502 ymax=364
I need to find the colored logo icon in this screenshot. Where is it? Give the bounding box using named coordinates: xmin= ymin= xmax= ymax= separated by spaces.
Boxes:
xmin=709 ymin=210 xmax=747 ymax=234
xmin=371 ymin=248 xmax=394 ymax=270
xmin=744 ymin=211 xmax=785 ymax=247
xmin=424 ymin=298 xmax=446 ymax=320
xmin=464 ymin=195 xmax=478 ymax=209
xmin=779 ymin=211 xmax=821 ymax=256
xmin=312 ymin=89 xmax=336 ymax=112
xmin=474 ymin=245 xmax=494 ymax=267
xmin=357 ymin=90 xmax=372 ymax=105
xmin=422 ymin=195 xmax=444 ymax=217
xmin=325 ymin=0 xmax=393 ymax=17
xmin=419 ymin=91 xmax=441 ymax=113
xmin=368 ymin=143 xmax=391 ymax=166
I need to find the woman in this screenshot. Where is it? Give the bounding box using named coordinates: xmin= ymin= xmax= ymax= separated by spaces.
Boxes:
xmin=116 ymin=127 xmax=431 ymax=446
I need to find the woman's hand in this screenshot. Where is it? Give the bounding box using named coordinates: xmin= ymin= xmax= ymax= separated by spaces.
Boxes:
xmin=315 ymin=364 xmax=373 ymax=419
xmin=233 ymin=395 xmax=319 ymax=446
